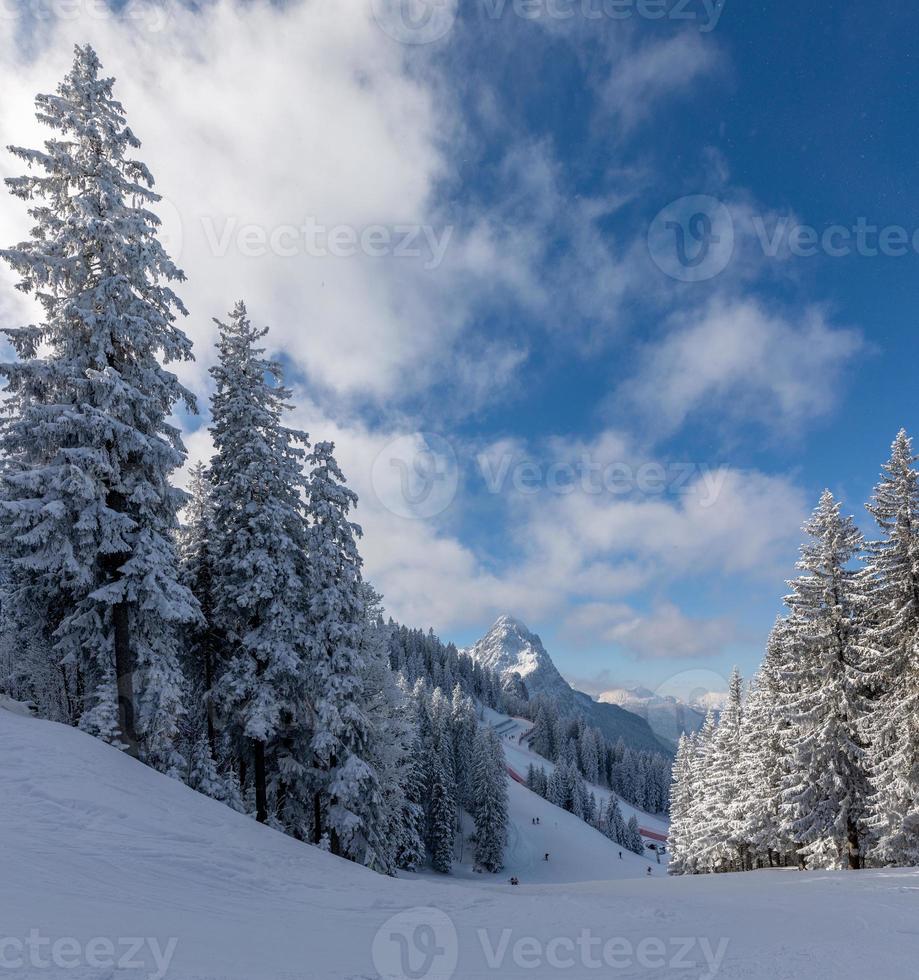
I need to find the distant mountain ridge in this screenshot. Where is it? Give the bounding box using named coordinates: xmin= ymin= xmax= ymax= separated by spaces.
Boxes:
xmin=467 ymin=616 xmax=671 ymax=754
xmin=596 ymin=686 xmax=707 ymax=744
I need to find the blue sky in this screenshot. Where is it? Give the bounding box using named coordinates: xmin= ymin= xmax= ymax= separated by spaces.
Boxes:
xmin=1 ymin=0 xmax=917 ymax=699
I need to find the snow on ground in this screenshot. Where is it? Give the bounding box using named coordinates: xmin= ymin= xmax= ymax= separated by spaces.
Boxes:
xmin=3 ymin=705 xmax=919 ymax=980
xmin=446 ymin=774 xmax=658 ymax=885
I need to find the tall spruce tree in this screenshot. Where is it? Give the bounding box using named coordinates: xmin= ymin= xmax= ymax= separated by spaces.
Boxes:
xmin=861 ymin=431 xmax=919 ymax=864
xmin=603 ymin=794 xmax=629 ymax=849
xmin=304 ymin=440 xmax=382 ymax=860
xmin=471 ymin=726 xmax=508 ymax=872
xmin=0 ymin=45 xmax=198 ymax=767
xmin=738 ymin=621 xmax=796 ymax=868
xmin=700 ymin=668 xmax=746 ymax=871
xmin=667 ymin=734 xmax=696 ymax=874
xmin=781 ymin=490 xmax=870 ymax=869
xmin=208 ymin=302 xmax=311 ymax=825
xmin=356 ymin=587 xmax=422 ymax=873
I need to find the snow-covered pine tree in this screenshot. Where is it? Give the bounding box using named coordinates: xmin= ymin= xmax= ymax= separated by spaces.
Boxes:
xmin=546 ymin=760 xmax=567 ymax=809
xmin=428 ymin=751 xmax=456 ymax=873
xmin=625 ymin=814 xmax=644 ymax=855
xmin=740 ymin=620 xmax=797 ymax=868
xmin=681 ymin=708 xmax=718 ymax=873
xmin=397 ymin=731 xmax=429 ymax=872
xmin=304 ymin=439 xmax=384 ymax=862
xmin=357 ymin=587 xmax=422 ymax=874
xmin=207 ymin=302 xmax=311 ymax=826
xmin=450 ymin=684 xmax=478 ymax=810
xmin=861 ymin=431 xmax=919 ymax=865
xmin=603 ymin=794 xmax=628 ymax=848
xmin=529 ymin=764 xmax=548 ymax=798
xmin=530 ymin=700 xmax=558 ymax=760
xmin=780 ymin=490 xmax=870 ymax=869
xmin=471 ymin=726 xmax=508 ymax=872
xmin=415 ymin=686 xmax=458 ymax=873
xmin=666 ymin=733 xmax=696 ymax=874
xmin=578 ymin=726 xmax=601 ymax=785
xmin=526 ymin=762 xmax=537 ymax=790
xmin=0 ymin=45 xmax=198 ymax=769
xmin=574 ymin=772 xmax=592 ymax=822
xmin=699 ymin=667 xmax=746 ymax=871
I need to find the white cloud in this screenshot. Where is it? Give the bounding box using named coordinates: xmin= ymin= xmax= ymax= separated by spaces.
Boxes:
xmin=598 ymin=31 xmax=723 ymax=132
xmin=0 ymin=3 xmax=704 ymax=415
xmin=616 ymin=297 xmax=863 ymax=438
xmin=563 ymin=601 xmax=738 ymax=660
xmin=0 ymin=1 xmax=471 ymax=405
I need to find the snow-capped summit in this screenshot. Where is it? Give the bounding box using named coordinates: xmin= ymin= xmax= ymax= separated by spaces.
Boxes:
xmin=469 ymin=615 xmax=566 ymax=698
xmin=468 ymin=616 xmax=669 ymax=753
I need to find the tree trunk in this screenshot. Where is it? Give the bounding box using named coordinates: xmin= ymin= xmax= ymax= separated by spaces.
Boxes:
xmin=253 ymin=739 xmax=268 ymax=823
xmin=203 ymin=640 xmax=217 ymax=756
xmin=112 ymin=599 xmax=138 ymax=758
xmin=103 ymin=489 xmax=138 ymax=757
xmin=847 ymin=820 xmax=862 ymax=869
xmin=313 ymin=792 xmax=323 ymax=845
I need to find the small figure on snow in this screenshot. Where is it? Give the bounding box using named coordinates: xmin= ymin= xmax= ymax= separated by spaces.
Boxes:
xmin=544 ymin=852 xmax=550 ymax=861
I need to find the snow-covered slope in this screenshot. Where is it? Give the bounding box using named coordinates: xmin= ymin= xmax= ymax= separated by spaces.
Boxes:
xmin=450 ymin=767 xmax=660 ymax=884
xmin=468 ymin=616 xmax=668 ymax=752
xmin=597 ymin=686 xmax=707 ymax=743
xmin=483 ymin=708 xmax=670 ymax=849
xmin=4 ymin=705 xmax=919 ymax=980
